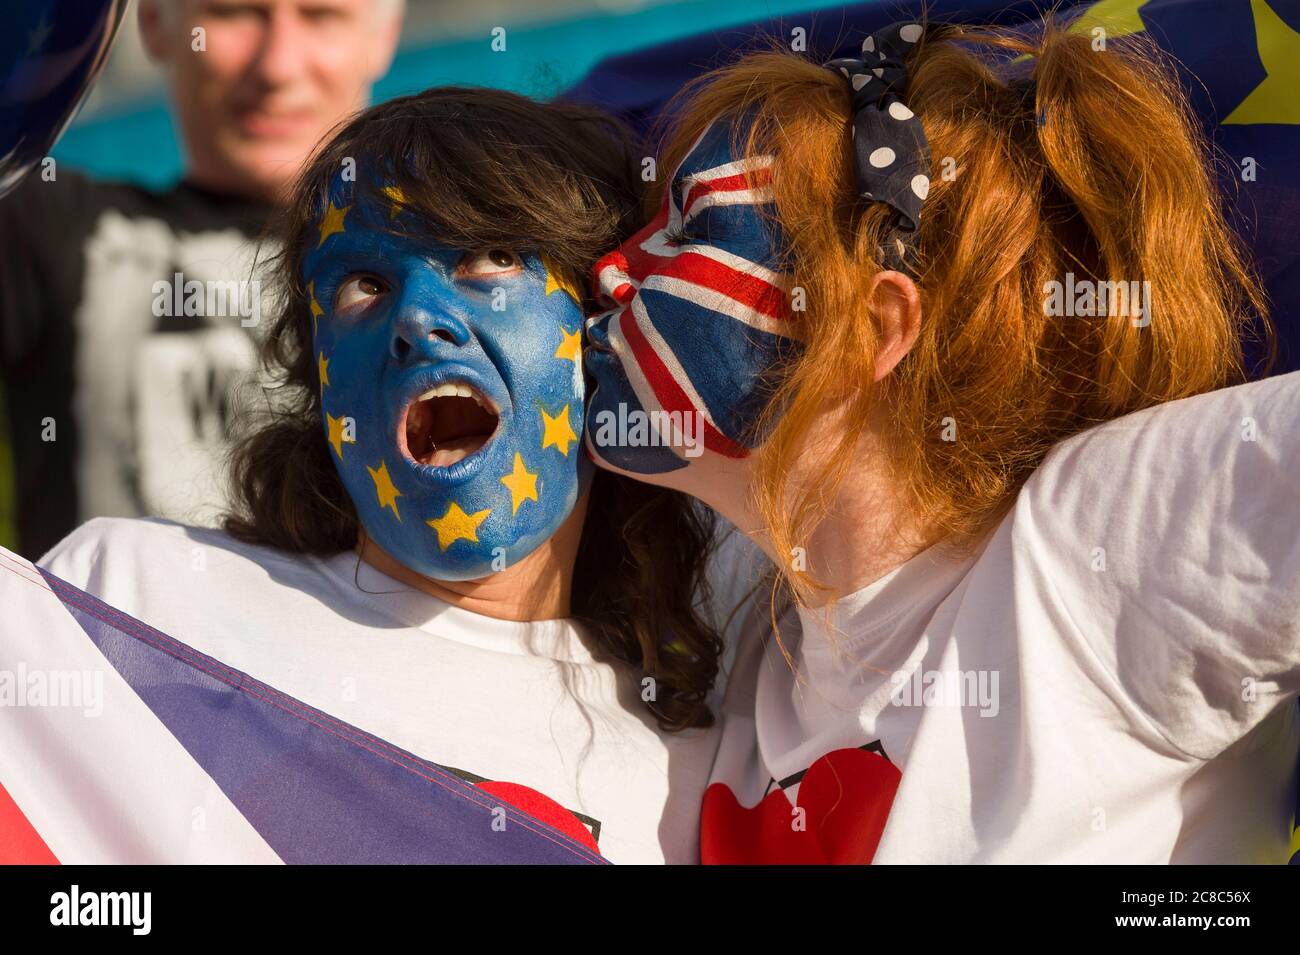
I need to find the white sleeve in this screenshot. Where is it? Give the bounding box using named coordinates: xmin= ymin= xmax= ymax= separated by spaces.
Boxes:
xmin=38 ymin=517 xmax=116 ymax=592
xmin=38 ymin=517 xmax=182 ymax=620
xmin=1021 ymin=371 xmax=1300 ymax=759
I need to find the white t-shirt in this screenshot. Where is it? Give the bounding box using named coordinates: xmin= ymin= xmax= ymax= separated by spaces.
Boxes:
xmin=37 ymin=518 xmax=720 ymax=864
xmin=704 ymin=372 xmax=1300 ymax=863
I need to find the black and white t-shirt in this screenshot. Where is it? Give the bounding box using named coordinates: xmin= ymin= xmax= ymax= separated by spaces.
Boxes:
xmin=0 ymin=172 xmax=275 ymax=559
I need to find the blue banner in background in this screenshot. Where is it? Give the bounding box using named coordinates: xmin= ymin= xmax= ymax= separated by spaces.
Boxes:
xmin=561 ymin=0 xmax=1300 ymax=377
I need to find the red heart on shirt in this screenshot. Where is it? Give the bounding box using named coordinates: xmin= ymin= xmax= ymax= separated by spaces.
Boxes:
xmin=701 ymin=747 xmax=901 ymax=864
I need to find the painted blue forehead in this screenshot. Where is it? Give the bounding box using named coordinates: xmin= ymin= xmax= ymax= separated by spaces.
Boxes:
xmin=298 ymin=173 xmax=484 ymax=285
xmin=665 ymin=110 xmax=787 ymax=269
xmin=671 ymin=110 xmax=761 ymax=184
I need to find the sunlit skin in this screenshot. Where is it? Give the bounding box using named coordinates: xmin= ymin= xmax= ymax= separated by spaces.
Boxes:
xmin=138 ymin=0 xmax=401 ymax=201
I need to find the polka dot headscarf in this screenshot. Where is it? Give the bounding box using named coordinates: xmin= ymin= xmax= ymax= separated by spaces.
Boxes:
xmin=824 ymin=21 xmax=931 ymax=274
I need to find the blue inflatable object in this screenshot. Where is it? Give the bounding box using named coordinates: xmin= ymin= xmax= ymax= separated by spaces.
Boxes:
xmin=0 ymin=0 xmax=127 ymax=196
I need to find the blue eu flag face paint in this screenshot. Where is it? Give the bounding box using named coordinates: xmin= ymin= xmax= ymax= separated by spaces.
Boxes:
xmin=304 ymin=187 xmax=591 ymax=581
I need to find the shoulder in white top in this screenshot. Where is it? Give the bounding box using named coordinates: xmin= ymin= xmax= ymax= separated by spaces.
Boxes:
xmin=704 ymin=371 xmax=1300 ymax=863
xmin=38 ymin=517 xmax=721 ymax=864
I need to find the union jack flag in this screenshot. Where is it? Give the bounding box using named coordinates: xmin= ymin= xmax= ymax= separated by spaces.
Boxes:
xmin=586 ymin=119 xmax=801 ymax=468
xmin=0 ymin=547 xmax=607 ymax=865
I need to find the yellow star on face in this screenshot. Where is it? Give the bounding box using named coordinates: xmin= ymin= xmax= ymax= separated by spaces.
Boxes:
xmin=382 ymin=185 xmax=406 ymax=218
xmin=367 ymin=460 xmax=402 ymax=521
xmin=499 ymin=452 xmax=539 ymax=515
xmin=542 ymin=255 xmax=583 ymax=303
xmin=318 ymin=351 xmax=330 ymax=396
xmin=326 ymin=411 xmax=352 ymax=460
xmin=317 ymin=201 xmax=349 ymax=247
xmin=426 ymin=501 xmax=491 ymax=551
xmin=540 ymin=404 xmax=577 ymax=457
xmin=553 ymin=326 xmax=582 ymax=365
xmin=308 ymin=281 xmax=325 ymax=335
xmin=1224 ymin=0 xmax=1300 ymax=125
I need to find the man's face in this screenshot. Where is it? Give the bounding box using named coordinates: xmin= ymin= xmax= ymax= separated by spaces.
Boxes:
xmin=303 ymin=187 xmax=591 ymax=581
xmin=141 ymin=0 xmax=400 ymax=201
xmin=584 ymin=117 xmax=801 ymax=476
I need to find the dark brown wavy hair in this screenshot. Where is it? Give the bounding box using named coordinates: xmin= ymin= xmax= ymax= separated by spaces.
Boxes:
xmin=224 ymin=87 xmax=720 ymax=730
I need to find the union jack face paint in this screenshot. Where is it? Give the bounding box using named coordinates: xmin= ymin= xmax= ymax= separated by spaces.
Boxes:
xmin=584 ymin=117 xmax=802 ymax=474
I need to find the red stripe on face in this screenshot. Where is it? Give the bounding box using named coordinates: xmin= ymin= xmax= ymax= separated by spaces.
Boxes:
xmin=597 ymin=274 xmax=635 ymax=304
xmin=593 ymin=248 xmax=634 ymax=302
xmin=669 ymin=250 xmax=791 ymax=323
xmin=681 ymin=165 xmax=773 ymax=219
xmin=618 ymin=306 xmax=749 ymax=459
xmin=594 ymin=197 xmax=670 ymax=304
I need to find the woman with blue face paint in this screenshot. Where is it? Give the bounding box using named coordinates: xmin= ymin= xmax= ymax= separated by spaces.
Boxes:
xmin=35 ymin=87 xmax=725 ymax=864
xmin=584 ymin=21 xmax=1300 ymax=862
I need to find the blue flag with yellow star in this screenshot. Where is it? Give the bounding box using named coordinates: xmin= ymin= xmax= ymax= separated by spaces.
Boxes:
xmin=561 ymin=0 xmax=1300 ymax=377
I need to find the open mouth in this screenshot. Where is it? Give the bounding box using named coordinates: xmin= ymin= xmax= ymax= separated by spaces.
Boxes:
xmin=401 ymin=382 xmax=499 ymax=469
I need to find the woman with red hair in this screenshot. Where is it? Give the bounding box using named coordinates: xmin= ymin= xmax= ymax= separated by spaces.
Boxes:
xmin=583 ymin=20 xmax=1299 ymax=862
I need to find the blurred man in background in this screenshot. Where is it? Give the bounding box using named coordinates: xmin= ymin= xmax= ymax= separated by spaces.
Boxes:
xmin=0 ymin=0 xmax=402 ymax=558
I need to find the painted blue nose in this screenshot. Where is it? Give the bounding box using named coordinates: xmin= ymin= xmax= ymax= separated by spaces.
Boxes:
xmin=390 ymin=305 xmax=472 ymax=363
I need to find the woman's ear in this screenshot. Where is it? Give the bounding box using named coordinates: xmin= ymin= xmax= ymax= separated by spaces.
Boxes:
xmin=868 ymin=270 xmax=922 ymax=382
